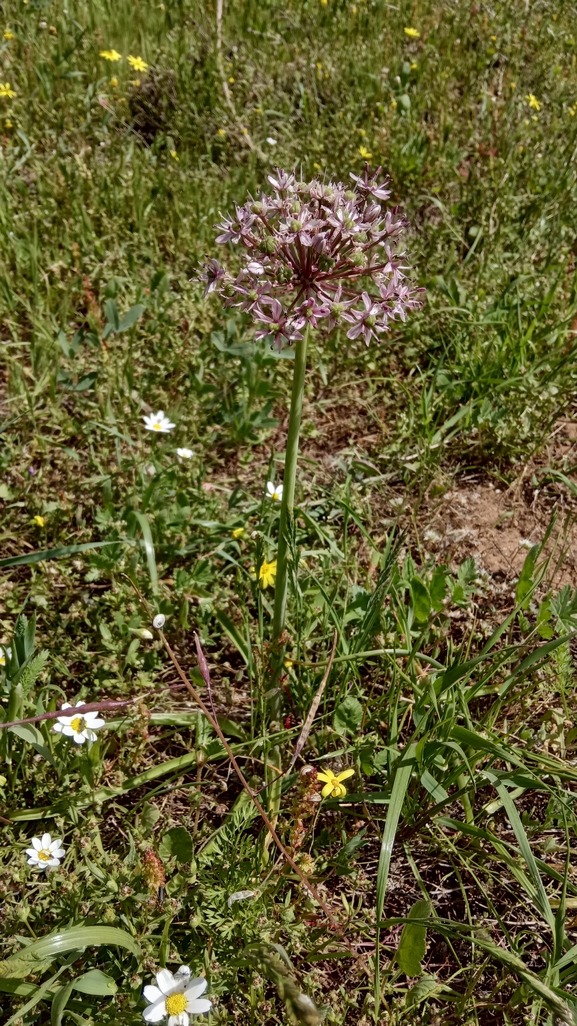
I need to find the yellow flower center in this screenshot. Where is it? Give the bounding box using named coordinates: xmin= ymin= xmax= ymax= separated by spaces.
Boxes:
xmin=37 ymin=849 xmax=51 ymax=861
xmin=165 ymin=993 xmax=187 ymax=1016
xmin=153 ymin=422 xmax=162 ymax=430
xmin=70 ymin=716 xmax=86 ymax=734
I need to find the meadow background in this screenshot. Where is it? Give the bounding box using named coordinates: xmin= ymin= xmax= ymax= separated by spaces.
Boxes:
xmin=2 ymin=0 xmax=577 ymax=1023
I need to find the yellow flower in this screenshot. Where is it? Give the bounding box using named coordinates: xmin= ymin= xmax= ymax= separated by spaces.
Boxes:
xmin=4 ymin=119 xmax=11 ymax=128
xmin=410 ymin=62 xmax=417 ymax=69
xmin=321 ymin=0 xmax=328 ymax=5
xmin=251 ymin=559 xmax=277 ymax=589
xmin=130 ymin=78 xmax=141 ymax=87
xmin=510 ymin=81 xmax=516 ymax=90
xmin=0 ymin=83 xmax=16 ymax=98
xmin=110 ymin=77 xmax=118 ymax=87
xmin=49 ymin=25 xmax=57 ymax=34
xmin=317 ymin=768 xmax=355 ymax=799
xmin=127 ymin=55 xmax=148 ymax=72
xmin=0 ymin=653 xmax=5 ymax=666
xmin=351 ymin=5 xmax=357 ymax=12
xmin=313 ymin=161 xmax=321 ymax=169
xmin=228 ymin=76 xmax=235 ymax=83
xmin=217 ymin=128 xmax=226 ymax=136
xmin=170 ymin=149 xmax=179 ymax=160
xmin=100 ymin=49 xmax=122 ymax=61
xmin=490 ymin=34 xmax=496 ymax=41
xmin=404 ymin=27 xmax=420 ymax=38
xmin=283 ymin=657 xmax=294 ymax=669
xmin=232 ymin=527 xmax=245 ymax=539
xmin=4 ymin=30 xmax=14 ymax=40
xmin=358 ymin=145 xmax=372 ymax=159
xmin=32 ymin=515 xmax=45 ymax=527
xmin=526 ymin=93 xmax=541 ymax=111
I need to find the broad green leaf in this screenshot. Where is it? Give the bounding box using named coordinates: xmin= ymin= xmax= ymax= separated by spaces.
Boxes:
xmin=410 ymin=577 xmax=430 ymax=622
xmin=117 ymin=303 xmax=144 ymax=332
xmin=396 ymin=899 xmax=431 ymax=976
xmin=51 ymin=981 xmax=74 ymax=1026
xmin=5 ymin=966 xmax=66 ymax=1026
xmin=515 ymin=544 xmax=539 ymax=609
xmin=72 ymin=969 xmax=117 ymax=996
xmin=159 ymin=827 xmax=193 ymax=863
xmin=0 ymin=926 xmax=140 ymax=978
xmin=333 ymin=696 xmax=363 ymax=735
xmin=405 ymin=974 xmax=443 ymax=1008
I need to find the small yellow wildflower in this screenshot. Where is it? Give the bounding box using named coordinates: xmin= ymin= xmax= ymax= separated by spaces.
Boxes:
xmin=321 ymin=0 xmax=328 ymax=5
xmin=351 ymin=4 xmax=357 ymax=12
xmin=283 ymin=657 xmax=294 ymax=669
xmin=127 ymin=55 xmax=148 ymax=72
xmin=217 ymin=128 xmax=226 ymax=136
xmin=570 ymin=105 xmax=577 ymax=117
xmin=228 ymin=76 xmax=235 ymax=83
xmin=49 ymin=25 xmax=57 ymax=35
xmin=410 ymin=62 xmax=417 ymax=69
xmin=100 ymin=49 xmax=122 ymax=61
xmin=313 ymin=161 xmax=321 ymax=169
xmin=4 ymin=30 xmax=14 ymax=40
xmin=404 ymin=27 xmax=420 ymax=39
xmin=317 ymin=768 xmax=355 ymax=799
xmin=358 ymin=145 xmax=372 ymax=159
xmin=130 ymin=78 xmax=141 ymax=87
xmin=490 ymin=35 xmax=496 ymax=41
xmin=510 ymin=81 xmax=516 ymax=90
xmin=170 ymin=149 xmax=179 ymax=160
xmin=232 ymin=527 xmax=245 ymax=539
xmin=390 ymin=98 xmax=398 ymax=109
xmin=32 ymin=515 xmax=45 ymax=527
xmin=0 ymin=83 xmax=16 ymax=98
xmin=526 ymin=93 xmax=541 ymax=111
xmin=251 ymin=559 xmax=277 ymax=589
xmin=5 ymin=119 xmax=12 ymax=128
xmin=110 ymin=77 xmax=118 ymax=87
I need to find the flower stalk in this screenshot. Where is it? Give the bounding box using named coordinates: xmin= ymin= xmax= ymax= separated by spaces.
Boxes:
xmin=272 ymin=325 xmax=310 ymax=642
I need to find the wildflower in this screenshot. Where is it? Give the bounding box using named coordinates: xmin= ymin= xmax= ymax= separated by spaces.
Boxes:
xmin=110 ymin=77 xmax=118 ymax=87
xmin=258 ymin=559 xmax=277 ymax=588
xmin=127 ymin=55 xmax=148 ymax=72
xmin=410 ymin=62 xmax=417 ymax=69
xmin=526 ymin=93 xmax=541 ymax=111
xmin=0 ymin=83 xmax=16 ymax=98
xmin=266 ymin=136 xmax=277 ymax=145
xmin=232 ymin=527 xmax=245 ymax=538
xmin=170 ymin=149 xmax=179 ymax=160
xmin=267 ymin=481 xmax=283 ymax=502
xmin=53 ymin=701 xmax=105 ymax=744
xmin=143 ymin=411 xmax=175 ymax=433
xmin=358 ymin=145 xmax=372 ymax=160
xmin=197 ymin=165 xmax=423 ymax=349
xmin=228 ymin=76 xmax=234 ymax=83
xmin=4 ymin=30 xmax=14 ymax=40
xmin=176 ymin=447 xmax=193 ymax=460
xmin=317 ymin=767 xmax=355 ymax=798
xmin=131 ymin=78 xmax=141 ymax=87
xmin=25 ymin=833 xmax=65 ymax=869
xmin=32 ymin=515 xmax=45 ymax=527
xmin=49 ymin=25 xmax=57 ymax=34
xmin=100 ymin=49 xmax=122 ymax=61
xmin=283 ymin=657 xmax=294 ymax=669
xmin=404 ymin=27 xmax=420 ymax=38
xmin=217 ymin=128 xmax=226 ymax=136
xmin=142 ymin=966 xmax=211 ymax=1025
xmin=510 ymin=81 xmax=516 ymax=90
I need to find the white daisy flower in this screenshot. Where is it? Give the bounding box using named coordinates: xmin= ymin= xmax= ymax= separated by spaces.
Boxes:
xmin=25 ymin=832 xmax=65 ymax=869
xmin=143 ymin=411 xmax=175 ymax=434
xmin=52 ymin=700 xmax=105 ymax=744
xmin=142 ymin=966 xmax=212 ymax=1025
xmin=266 ymin=136 xmax=277 ymax=145
xmin=176 ymin=448 xmax=194 ymax=460
xmin=266 ymin=480 xmax=283 ymax=502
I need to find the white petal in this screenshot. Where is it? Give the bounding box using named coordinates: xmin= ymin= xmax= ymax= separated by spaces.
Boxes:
xmin=168 ymin=1016 xmax=189 ymax=1026
xmin=61 ymin=703 xmax=72 ymax=710
xmin=175 ymin=966 xmax=191 ymax=980
xmin=51 ymin=847 xmax=66 ymax=859
xmin=184 ymin=979 xmax=207 ymax=1001
xmin=41 ymin=833 xmax=52 ymax=849
xmin=85 ymin=714 xmax=105 ymax=728
xmin=143 ymin=986 xmax=163 ymax=1003
xmin=156 ymin=969 xmax=176 ymax=994
xmin=267 ymin=481 xmax=274 ymax=494
xmin=75 ymin=700 xmax=86 ymax=708
xmin=31 ymin=837 xmax=42 ymax=851
xmin=47 ymin=857 xmax=61 ymax=866
xmin=48 ymin=838 xmax=62 ymax=850
xmin=25 ymin=848 xmax=38 ymax=858
xmin=27 ymin=855 xmax=39 ymax=865
xmin=52 ymin=722 xmax=64 ymax=733
xmin=72 ymin=733 xmax=86 ymax=743
xmin=188 ymin=998 xmax=212 ymax=1014
xmin=61 ymin=725 xmax=75 ymax=736
xmin=142 ymin=999 xmax=167 ymax=1022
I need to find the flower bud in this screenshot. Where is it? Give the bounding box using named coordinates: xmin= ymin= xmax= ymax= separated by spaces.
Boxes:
xmin=290 ymin=219 xmax=303 ymax=233
xmin=251 ymin=201 xmax=265 ymax=214
xmin=263 ymin=236 xmax=277 ymax=255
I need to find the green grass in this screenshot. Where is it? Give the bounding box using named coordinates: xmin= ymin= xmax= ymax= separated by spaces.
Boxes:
xmin=2 ymin=0 xmax=577 ymax=1023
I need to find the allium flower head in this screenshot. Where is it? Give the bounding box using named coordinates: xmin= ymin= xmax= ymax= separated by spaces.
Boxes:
xmin=196 ymin=165 xmax=423 ymax=350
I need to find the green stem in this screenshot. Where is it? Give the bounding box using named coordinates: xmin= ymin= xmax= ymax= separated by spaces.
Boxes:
xmin=272 ymin=326 xmax=309 ymax=642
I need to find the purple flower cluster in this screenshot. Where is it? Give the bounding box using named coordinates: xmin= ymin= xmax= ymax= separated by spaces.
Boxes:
xmin=197 ymin=166 xmax=424 ymax=351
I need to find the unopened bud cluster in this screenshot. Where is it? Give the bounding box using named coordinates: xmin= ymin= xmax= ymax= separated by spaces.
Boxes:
xmin=197 ymin=166 xmax=424 ymax=350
